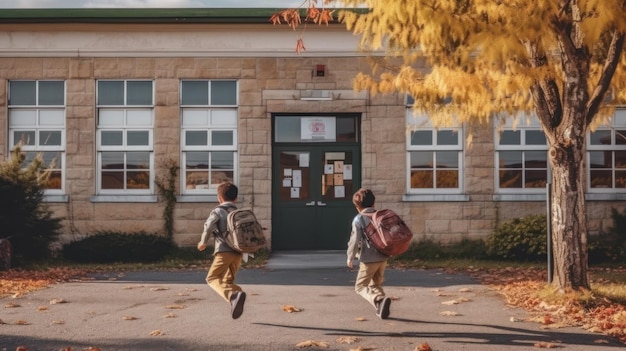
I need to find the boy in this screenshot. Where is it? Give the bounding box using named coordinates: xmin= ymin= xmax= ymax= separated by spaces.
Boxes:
xmin=197 ymin=181 xmax=246 ymax=319
xmin=346 ymin=188 xmax=392 ymax=319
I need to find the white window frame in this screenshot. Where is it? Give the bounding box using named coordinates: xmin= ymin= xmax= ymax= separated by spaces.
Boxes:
xmin=494 ymin=115 xmax=549 ymax=195
xmin=587 ymin=108 xmax=626 ymax=193
xmin=405 ymin=112 xmax=464 ymax=195
xmin=95 ymin=80 xmax=154 ymax=195
xmin=180 ymin=80 xmax=238 ymax=196
xmin=8 ymin=80 xmax=66 ymax=196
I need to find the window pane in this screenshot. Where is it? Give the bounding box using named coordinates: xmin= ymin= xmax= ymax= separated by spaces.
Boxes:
xmin=127 ymin=81 xmax=153 ymax=105
xmin=410 ymin=170 xmax=433 ymax=188
xmin=127 ymin=171 xmax=150 ymax=189
xmin=98 ymin=110 xmax=125 ymax=126
xmin=126 ymin=110 xmax=152 ymax=126
xmin=274 ymin=117 xmax=301 ymax=142
xmin=500 ymin=170 xmax=522 ymax=188
xmin=13 ymin=131 xmax=35 ymax=145
xmin=102 ymin=152 xmax=124 ymax=169
xmin=39 ymin=110 xmax=64 ymax=126
xmin=101 ymin=131 xmax=123 ymax=146
xmin=211 ymin=110 xmax=237 ymax=125
xmin=9 ymin=81 xmax=36 ymax=105
xmin=499 ymin=151 xmax=522 ymax=168
xmin=127 ymin=131 xmax=149 ymax=146
xmin=186 ymin=131 xmax=208 ymax=146
xmin=187 ymin=152 xmax=209 ymax=169
xmin=210 ymin=80 xmax=237 ymax=105
xmin=616 ymin=151 xmax=626 ymax=168
xmin=9 ymin=110 xmax=37 ymax=126
xmin=211 ymin=170 xmax=233 ymax=185
xmin=526 ymin=130 xmax=546 ymax=145
xmin=525 ymin=151 xmax=547 ymax=168
xmin=181 ymin=81 xmax=208 ymax=105
xmin=437 ymin=130 xmax=458 ymax=145
xmin=525 ymin=170 xmax=547 ymax=188
xmin=499 ymin=130 xmax=520 ymax=145
xmin=589 ymin=151 xmax=611 ymax=168
xmin=212 ymin=130 xmax=233 ymax=146
xmin=211 ymin=151 xmax=234 ymax=169
xmin=336 ymin=117 xmax=357 ymax=142
xmin=590 ymin=170 xmax=612 ymax=188
xmin=410 ymin=130 xmax=432 ymax=146
xmin=410 ymin=152 xmax=433 ymax=168
xmin=616 ymin=171 xmax=626 ymax=188
xmin=42 ymin=151 xmax=62 ymax=168
xmin=40 ymin=131 xmax=62 ymax=146
xmin=435 ymin=151 xmax=458 ymax=168
xmin=436 ymin=170 xmax=458 ymax=188
xmin=101 ymin=171 xmax=124 ymax=189
xmin=46 ymin=171 xmax=62 ymax=189
xmin=127 ymin=152 xmax=149 ymax=169
xmin=38 ymin=81 xmax=64 ymax=105
xmin=98 ymin=81 xmax=124 ymax=105
xmin=590 ymin=130 xmax=611 ymax=145
xmin=616 ymin=130 xmax=626 ymax=145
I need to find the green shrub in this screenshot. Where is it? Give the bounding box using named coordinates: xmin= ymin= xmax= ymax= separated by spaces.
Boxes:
xmin=486 ymin=214 xmax=547 ymax=262
xmin=62 ymin=231 xmax=174 ymax=263
xmin=589 ymin=208 xmax=626 ymax=264
xmin=0 ymin=146 xmax=62 ymax=262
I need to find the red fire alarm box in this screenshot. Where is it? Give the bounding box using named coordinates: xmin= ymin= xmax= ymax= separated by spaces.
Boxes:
xmin=315 ymin=64 xmax=325 ymax=77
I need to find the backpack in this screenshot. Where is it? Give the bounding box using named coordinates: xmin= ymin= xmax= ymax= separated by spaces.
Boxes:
xmin=362 ymin=209 xmax=413 ymax=257
xmin=219 ymin=207 xmax=267 ymax=253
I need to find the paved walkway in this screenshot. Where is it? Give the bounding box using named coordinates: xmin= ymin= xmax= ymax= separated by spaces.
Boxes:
xmin=0 ymin=251 xmax=624 ymax=350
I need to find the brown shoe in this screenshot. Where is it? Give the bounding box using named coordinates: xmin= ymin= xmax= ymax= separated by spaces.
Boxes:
xmin=230 ymin=291 xmax=246 ymax=319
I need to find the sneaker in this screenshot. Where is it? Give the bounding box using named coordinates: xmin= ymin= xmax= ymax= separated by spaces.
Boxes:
xmin=376 ymin=297 xmax=391 ymax=319
xmin=230 ymin=291 xmax=246 ymax=319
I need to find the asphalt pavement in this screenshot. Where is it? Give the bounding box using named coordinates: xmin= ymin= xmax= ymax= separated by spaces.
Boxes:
xmin=1 ymin=251 xmax=624 ymax=351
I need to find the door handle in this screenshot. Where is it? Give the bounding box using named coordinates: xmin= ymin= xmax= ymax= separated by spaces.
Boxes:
xmin=305 ymin=201 xmax=316 ymax=206
xmin=317 ymin=201 xmax=327 ymax=207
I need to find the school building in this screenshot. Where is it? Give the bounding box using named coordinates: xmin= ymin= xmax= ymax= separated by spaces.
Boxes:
xmin=0 ymin=8 xmax=624 ymax=250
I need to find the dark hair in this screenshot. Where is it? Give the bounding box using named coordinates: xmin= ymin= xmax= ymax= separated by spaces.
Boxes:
xmin=352 ymin=188 xmax=375 ymax=208
xmin=217 ymin=182 xmax=238 ymax=201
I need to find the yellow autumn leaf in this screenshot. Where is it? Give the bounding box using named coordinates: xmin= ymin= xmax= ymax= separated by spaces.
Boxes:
xmin=282 ymin=304 xmax=303 ymax=313
xmin=295 ymin=340 xmax=329 ymax=348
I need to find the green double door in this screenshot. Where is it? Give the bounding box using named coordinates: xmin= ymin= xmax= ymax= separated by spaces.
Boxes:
xmin=272 ymin=145 xmax=361 ymax=250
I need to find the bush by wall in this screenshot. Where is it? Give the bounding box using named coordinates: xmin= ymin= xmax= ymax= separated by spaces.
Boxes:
xmin=589 ymin=208 xmax=626 ymax=264
xmin=486 ymin=214 xmax=548 ymax=262
xmin=0 ymin=146 xmax=62 ymax=263
xmin=62 ymin=231 xmax=174 ymax=263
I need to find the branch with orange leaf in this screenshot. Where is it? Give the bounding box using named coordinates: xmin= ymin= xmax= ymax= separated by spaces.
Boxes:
xmin=270 ymin=0 xmax=335 ymax=54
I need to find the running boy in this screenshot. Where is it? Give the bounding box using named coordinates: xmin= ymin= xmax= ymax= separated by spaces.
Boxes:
xmin=346 ymin=188 xmax=392 ymax=319
xmin=197 ymin=181 xmax=246 ymax=319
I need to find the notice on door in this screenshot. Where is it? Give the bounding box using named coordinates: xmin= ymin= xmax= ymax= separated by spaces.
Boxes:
xmin=300 ymin=117 xmax=336 ymax=141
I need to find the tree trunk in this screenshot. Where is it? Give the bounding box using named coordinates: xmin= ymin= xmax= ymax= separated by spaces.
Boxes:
xmin=549 ymin=142 xmax=590 ymax=290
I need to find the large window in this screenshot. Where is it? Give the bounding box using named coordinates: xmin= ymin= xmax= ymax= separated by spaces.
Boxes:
xmin=181 ymin=80 xmax=238 ymax=193
xmin=8 ymin=80 xmax=65 ymax=193
xmin=587 ymin=109 xmax=626 ymax=191
xmin=495 ymin=116 xmax=548 ymax=193
xmin=96 ymin=80 xmax=154 ymax=194
xmin=406 ymin=113 xmax=463 ymax=193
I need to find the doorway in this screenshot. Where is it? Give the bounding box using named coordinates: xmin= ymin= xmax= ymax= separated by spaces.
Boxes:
xmin=271 ymin=114 xmax=361 ymax=250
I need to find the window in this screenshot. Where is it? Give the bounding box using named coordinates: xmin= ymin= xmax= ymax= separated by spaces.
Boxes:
xmin=8 ymin=80 xmax=65 ymax=194
xmin=181 ymin=80 xmax=237 ymax=193
xmin=587 ymin=109 xmax=626 ymax=191
xmin=406 ymin=113 xmax=463 ymax=193
xmin=495 ymin=116 xmax=548 ymax=193
xmin=96 ymin=80 xmax=154 ymax=194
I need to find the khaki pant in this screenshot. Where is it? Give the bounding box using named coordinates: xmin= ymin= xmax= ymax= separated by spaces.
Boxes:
xmin=354 ymin=260 xmax=387 ymax=309
xmin=205 ymin=251 xmax=243 ymax=302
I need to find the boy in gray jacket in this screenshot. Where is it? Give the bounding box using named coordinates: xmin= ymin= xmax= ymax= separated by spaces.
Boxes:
xmin=346 ymin=188 xmax=392 ymax=319
xmin=197 ymin=182 xmax=246 ymax=319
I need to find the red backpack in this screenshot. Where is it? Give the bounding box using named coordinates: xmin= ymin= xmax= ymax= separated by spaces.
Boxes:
xmin=362 ymin=209 xmax=413 ymax=257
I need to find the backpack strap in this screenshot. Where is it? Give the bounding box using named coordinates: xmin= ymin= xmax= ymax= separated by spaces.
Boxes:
xmin=215 ymin=204 xmax=237 ymax=238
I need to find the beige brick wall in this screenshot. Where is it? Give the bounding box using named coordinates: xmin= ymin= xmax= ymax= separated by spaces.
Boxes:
xmin=1 ymin=55 xmax=624 ymax=249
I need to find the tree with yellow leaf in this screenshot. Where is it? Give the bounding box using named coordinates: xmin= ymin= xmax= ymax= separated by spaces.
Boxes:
xmin=274 ymin=0 xmax=626 ymax=291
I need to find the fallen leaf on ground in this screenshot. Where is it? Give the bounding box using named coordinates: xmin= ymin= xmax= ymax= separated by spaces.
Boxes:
xmin=5 ymin=302 xmax=20 ymax=308
xmin=37 ymin=306 xmax=48 ymax=311
xmin=336 ymin=336 xmax=359 ymax=344
xmin=15 ymin=320 xmax=29 ymax=325
xmin=594 ymin=339 xmax=610 ymax=344
xmin=50 ymin=320 xmax=65 ymax=325
xmin=534 ymin=341 xmax=560 ymax=348
xmin=296 ymin=340 xmax=329 ymax=348
xmin=416 ymin=342 xmax=432 ymax=351
xmin=150 ymin=287 xmax=169 ymax=291
xmin=49 ymin=298 xmax=67 ymax=304
xmin=164 ymin=304 xmax=185 ymax=309
xmin=459 ymin=288 xmax=472 ymax=292
xmin=150 ymin=329 xmax=164 ymax=336
xmin=282 ymin=304 xmax=303 ymax=313
xmin=122 ymin=316 xmax=138 ymax=320
xmin=86 ymin=347 xmax=102 ymax=351
xmin=441 ymin=300 xmax=459 ymax=305
xmin=163 ymin=312 xmax=177 ymax=318
xmin=355 ymin=317 xmax=368 ymax=321
xmin=349 ymin=347 xmax=375 ymax=351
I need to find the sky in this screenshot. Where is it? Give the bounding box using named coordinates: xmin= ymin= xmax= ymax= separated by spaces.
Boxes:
xmin=0 ymin=0 xmax=341 ymax=8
